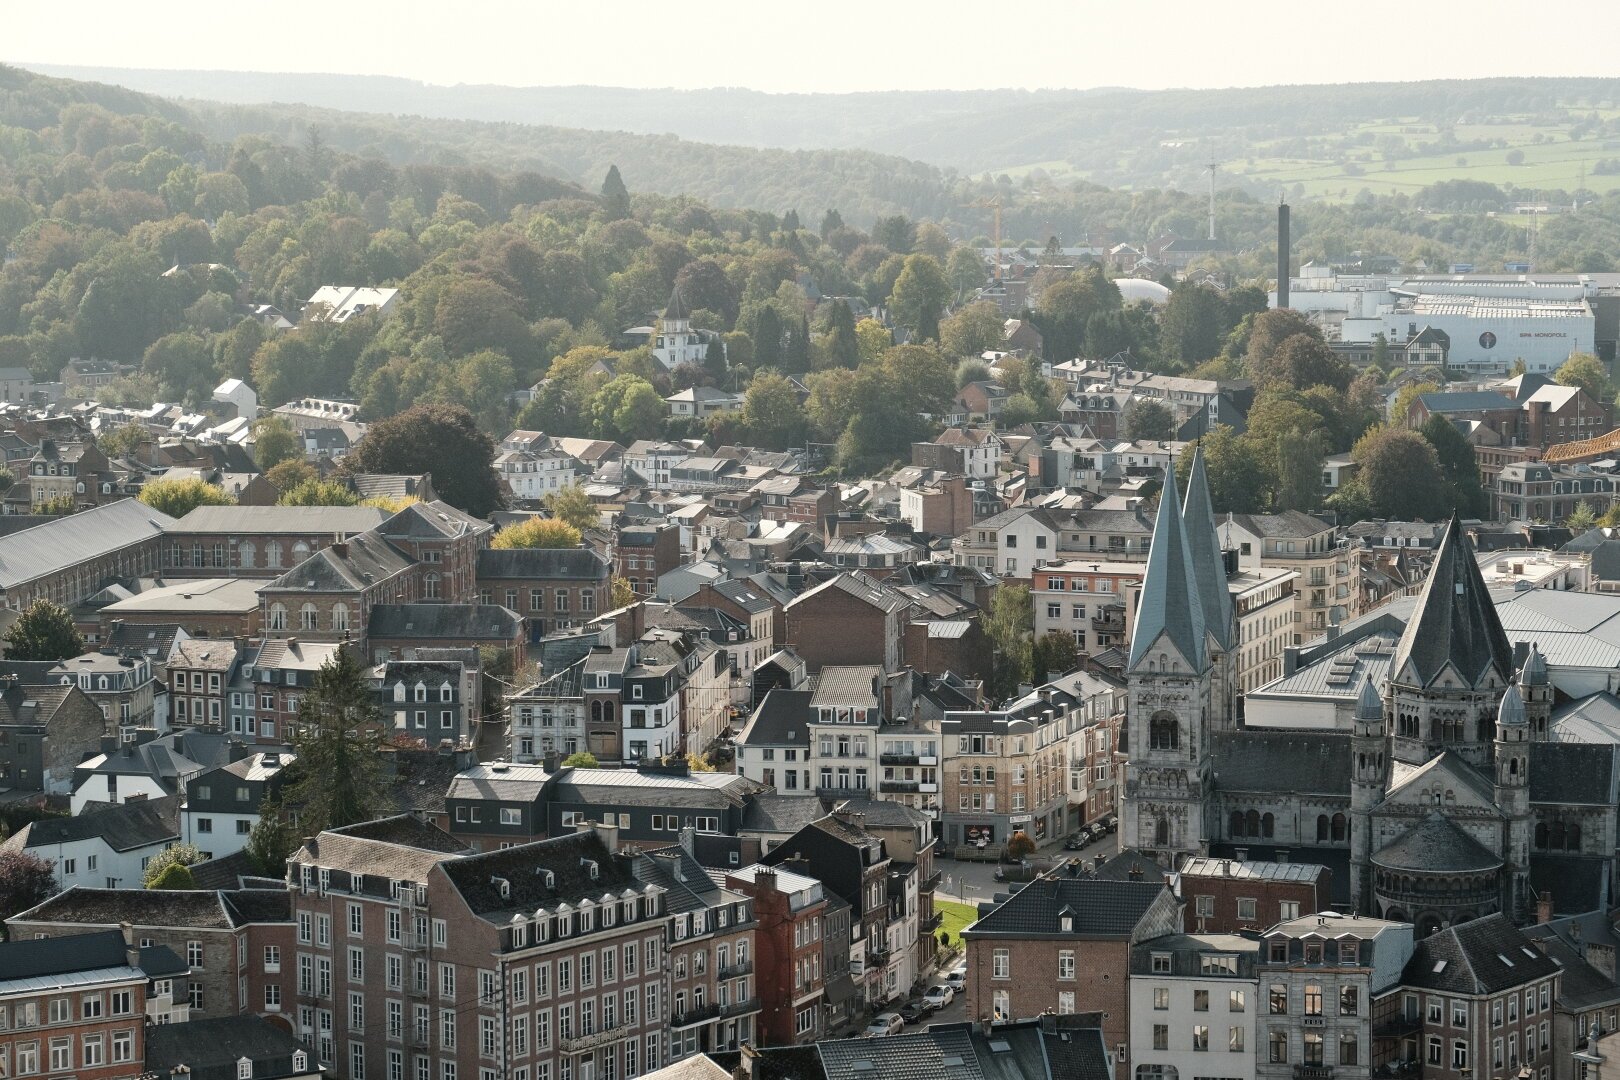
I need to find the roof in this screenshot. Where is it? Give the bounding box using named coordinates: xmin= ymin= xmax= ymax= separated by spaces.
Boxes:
xmin=263 ymin=530 xmax=413 ymax=592
xmin=168 ymin=505 xmax=387 ymax=535
xmin=1402 ymin=913 xmax=1560 ymax=994
xmin=1372 ymin=811 xmax=1503 ymax=873
xmin=1391 ymin=516 xmax=1513 ymax=689
xmin=368 ymin=603 xmax=521 ymax=641
xmin=551 ymin=767 xmax=762 ymax=809
xmin=145 ymin=1014 xmax=316 ymax=1080
xmin=964 ymin=875 xmax=1169 ymax=938
xmin=291 ymin=814 xmax=471 ymax=883
xmin=1129 ymin=486 xmax=1204 ymax=671
xmin=103 ymin=577 xmax=262 ymax=615
xmin=10 ymin=798 xmax=178 ymax=853
xmin=737 ymin=689 xmax=812 ymax=747
xmin=1180 ymin=857 xmax=1325 ymax=884
xmin=741 ymin=793 xmax=837 ymax=835
xmin=476 ymin=546 xmax=611 ymax=581
xmin=446 ymin=762 xmax=552 ymax=802
xmin=786 ymin=571 xmax=909 ymax=615
xmin=1182 ymin=449 xmax=1232 ymax=650
xmin=11 ymin=886 xmax=235 ymax=929
xmin=438 ymin=831 xmax=636 ymax=923
xmin=1211 ymin=731 xmax=1351 ymax=796
xmin=818 ymin=1027 xmax=984 ymax=1080
xmin=1415 ymin=390 xmax=1517 ymax=414
xmin=0 ymin=929 xmax=136 ymax=982
xmin=1529 ymin=741 xmax=1617 ymax=805
xmin=0 ymin=499 xmax=174 ymax=590
xmin=1223 ymin=509 xmax=1333 ymax=539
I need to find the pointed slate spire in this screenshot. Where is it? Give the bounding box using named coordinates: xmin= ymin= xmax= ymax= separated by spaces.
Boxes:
xmin=1129 ymin=487 xmax=1206 ymax=673
xmin=663 ymin=284 xmax=690 ymax=323
xmin=1356 ymin=677 xmax=1382 ymax=720
xmin=1520 ymin=643 xmax=1548 ymax=686
xmin=1180 ymin=447 xmax=1233 ymax=651
xmin=1391 ymin=514 xmax=1513 ymax=689
xmin=1498 ymin=683 xmax=1527 ymax=727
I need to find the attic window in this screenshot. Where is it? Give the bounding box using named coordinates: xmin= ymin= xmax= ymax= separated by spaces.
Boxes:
xmin=988 ymin=1040 xmax=1012 ymax=1053
xmin=1498 ymin=953 xmax=1514 ymax=967
xmin=1432 ymin=960 xmax=1447 ymax=973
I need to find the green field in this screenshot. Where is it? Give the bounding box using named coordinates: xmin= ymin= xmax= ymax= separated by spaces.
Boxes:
xmin=935 ymin=899 xmax=977 ymax=950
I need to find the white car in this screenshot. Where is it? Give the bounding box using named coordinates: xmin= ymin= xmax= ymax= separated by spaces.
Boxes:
xmin=923 ymin=984 xmax=955 ymax=1009
xmin=944 ymin=967 xmax=967 ymax=992
xmin=865 ymin=1012 xmax=904 ymax=1037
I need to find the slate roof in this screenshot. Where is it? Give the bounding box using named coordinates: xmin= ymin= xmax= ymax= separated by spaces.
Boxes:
xmin=368 ymin=603 xmax=521 ymax=641
xmin=476 ymin=547 xmax=611 ymax=581
xmin=1224 ymin=509 xmax=1332 ymax=539
xmin=1529 ymin=854 xmax=1609 ymax=915
xmin=786 ymin=571 xmax=909 ymax=615
xmin=1372 ymin=811 xmax=1502 ymax=873
xmin=1402 ymin=913 xmax=1560 ymax=994
xmin=1416 ymin=390 xmax=1517 ymax=414
xmin=169 ymin=505 xmax=386 ymax=535
xmin=11 ymin=887 xmax=234 ymax=929
xmin=9 ymin=798 xmax=179 ymax=853
xmin=1391 ymin=516 xmax=1513 ymax=689
xmin=264 ymin=530 xmax=413 ymax=592
xmin=220 ymin=889 xmax=292 ymax=924
xmin=0 ymin=928 xmax=132 ymax=981
xmin=1129 ymin=486 xmax=1204 ymax=671
xmin=1529 ymin=742 xmax=1617 ymax=805
xmin=446 ymin=762 xmax=552 ymax=802
xmin=818 ymin=1027 xmax=984 ymax=1080
xmin=740 ymin=793 xmax=826 ymax=835
xmin=0 ymin=498 xmax=174 ymax=590
xmin=291 ymin=814 xmax=470 ymax=883
xmin=963 ymin=876 xmax=1168 ymax=938
xmin=1211 ymin=731 xmax=1351 ymax=796
xmin=380 ymin=500 xmax=489 ymax=540
xmin=1182 ymin=449 xmax=1232 ymax=650
xmin=551 ymin=767 xmax=762 ymax=809
xmin=438 ymin=831 xmax=637 ymax=922
xmin=145 ymin=1014 xmax=316 ymax=1080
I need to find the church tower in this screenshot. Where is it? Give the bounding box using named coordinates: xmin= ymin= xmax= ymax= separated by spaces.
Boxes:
xmin=1123 ymin=479 xmax=1214 ymax=866
xmin=1349 ymin=676 xmax=1388 ymax=914
xmin=1520 ymin=644 xmax=1551 ymax=740
xmin=1387 ymin=515 xmax=1513 ymax=770
xmin=1495 ymin=681 xmax=1533 ymax=920
xmin=1181 ymin=448 xmax=1238 ymax=732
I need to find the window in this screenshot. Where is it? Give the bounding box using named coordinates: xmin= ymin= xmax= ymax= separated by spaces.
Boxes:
xmin=1192 ymin=1025 xmax=1209 ymax=1052
xmin=1230 ymin=1027 xmax=1245 ymax=1053
xmin=1154 ymin=988 xmax=1169 ymax=1010
xmin=1153 ymin=1025 xmax=1169 ymax=1051
xmin=1339 ymin=1034 xmax=1359 ymax=1066
xmin=1058 ymin=950 xmax=1075 ymax=980
xmin=1304 ymin=984 xmax=1323 ymax=1017
xmin=1341 ymin=985 xmax=1359 ymax=1016
xmin=1452 ymin=1041 xmax=1469 ymax=1070
xmin=1269 ymin=984 xmax=1288 ymax=1014
xmin=1152 ymin=953 xmax=1172 ymax=974
xmin=992 ymin=949 xmax=1010 ymax=979
xmin=1270 ymin=1031 xmax=1288 ymax=1064
xmin=1303 ymin=1033 xmax=1324 ymax=1067
xmin=1237 ymin=898 xmax=1257 ymax=921
xmin=1229 ymin=989 xmax=1246 ymax=1012
xmin=1193 ymin=989 xmax=1209 ymax=1012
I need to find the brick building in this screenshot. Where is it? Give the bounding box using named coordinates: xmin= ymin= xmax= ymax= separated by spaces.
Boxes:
xmin=476 ymin=547 xmax=612 ymax=640
xmin=962 ymin=874 xmax=1180 ymax=1066
xmin=724 ymin=864 xmax=829 ymax=1046
xmin=259 ymin=533 xmax=418 ymax=643
xmin=783 ymin=572 xmax=909 ymax=674
xmin=616 ymin=522 xmax=682 ymax=598
xmin=161 ymin=505 xmax=389 ymax=578
xmin=167 ymin=638 xmax=242 ymax=731
xmin=0 ymin=498 xmax=171 ymax=612
xmin=99 ymin=579 xmax=264 ymax=639
xmin=1177 ymin=857 xmax=1333 ymax=935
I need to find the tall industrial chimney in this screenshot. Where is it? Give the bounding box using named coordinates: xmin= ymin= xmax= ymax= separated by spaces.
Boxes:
xmin=1276 ymin=201 xmax=1291 ymax=309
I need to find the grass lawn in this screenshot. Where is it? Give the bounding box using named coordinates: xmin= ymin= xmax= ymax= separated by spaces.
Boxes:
xmin=935 ymin=899 xmax=978 ymax=950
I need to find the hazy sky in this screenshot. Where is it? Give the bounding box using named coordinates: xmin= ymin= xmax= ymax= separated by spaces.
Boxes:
xmin=14 ymin=0 xmax=1620 ymax=94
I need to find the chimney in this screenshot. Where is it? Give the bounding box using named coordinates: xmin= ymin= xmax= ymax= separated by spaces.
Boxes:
xmin=754 ymin=867 xmax=778 ymax=894
xmin=738 ymin=1043 xmax=761 ymax=1080
xmin=1128 ymin=864 xmax=1144 ymax=880
xmin=678 ymin=825 xmax=697 ymax=856
xmin=542 ymin=750 xmax=560 ymax=772
xmin=979 ymin=1015 xmax=994 ymax=1037
xmin=1537 ymin=892 xmax=1554 ymax=924
xmin=120 ymin=921 xmax=139 ymax=969
xmin=331 ymin=541 xmax=348 ymax=557
xmin=587 ymin=819 xmax=619 ymax=854
xmin=1276 ymin=202 xmax=1291 ymax=309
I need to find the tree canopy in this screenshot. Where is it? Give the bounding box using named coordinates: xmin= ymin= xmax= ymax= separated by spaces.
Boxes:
xmin=3 ymin=600 xmax=84 ymax=662
xmin=344 ymin=404 xmax=502 ymax=517
xmin=491 ymin=518 xmax=582 ymax=549
xmin=138 ymin=476 xmax=233 ymax=519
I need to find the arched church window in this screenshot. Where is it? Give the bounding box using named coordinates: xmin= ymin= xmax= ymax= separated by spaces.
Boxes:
xmin=1149 ymin=711 xmax=1179 ymax=751
xmin=1154 ymin=817 xmax=1169 ymax=846
xmin=1316 ymin=815 xmax=1329 ymax=843
xmin=1261 ymin=813 xmax=1275 ymax=838
xmin=1569 ymin=823 xmax=1582 ymax=851
xmin=1535 ymin=822 xmax=1548 ymax=849
xmin=1230 ymin=811 xmax=1244 ymax=837
xmin=1331 ymin=813 xmax=1346 ymax=842
xmin=1245 ymin=810 xmax=1260 ymax=837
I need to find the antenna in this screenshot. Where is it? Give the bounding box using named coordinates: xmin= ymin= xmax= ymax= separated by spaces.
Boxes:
xmin=1206 ymin=155 xmax=1220 ymax=241
xmin=1576 ymin=161 xmax=1586 ymax=213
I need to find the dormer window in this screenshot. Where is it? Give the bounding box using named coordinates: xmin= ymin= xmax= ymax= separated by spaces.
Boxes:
xmin=237 ymin=1058 xmax=252 ymax=1080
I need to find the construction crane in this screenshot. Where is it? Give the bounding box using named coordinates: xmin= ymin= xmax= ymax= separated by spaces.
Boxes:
xmin=969 ymin=195 xmax=1004 ymax=283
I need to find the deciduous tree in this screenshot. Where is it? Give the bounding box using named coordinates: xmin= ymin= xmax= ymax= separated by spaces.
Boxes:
xmin=3 ymin=600 xmax=83 ymax=661
xmin=344 ymin=404 xmax=503 ymax=517
xmin=544 ymin=486 xmax=600 ymax=533
xmin=491 ymin=518 xmax=582 ymax=550
xmin=138 ymin=476 xmax=232 ymax=519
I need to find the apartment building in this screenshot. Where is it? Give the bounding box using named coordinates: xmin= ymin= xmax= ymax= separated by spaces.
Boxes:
xmin=287 ymin=816 xmax=673 ymax=1080
xmin=724 ymin=864 xmax=829 ymax=1046
xmin=1256 ymin=913 xmax=1412 ymax=1080
xmin=953 ymin=506 xmax=1154 ymax=578
xmin=1219 ymin=512 xmax=1360 ymax=644
xmin=0 ymin=929 xmax=189 ymax=1080
xmin=475 ymin=547 xmax=611 ymax=640
xmin=182 ymin=750 xmax=294 ymax=860
xmin=1229 ymin=565 xmax=1298 ymax=694
xmin=1032 ymin=560 xmax=1144 ymax=656
xmin=1129 ymin=932 xmax=1261 ymax=1080
xmin=1177 ymin=858 xmax=1331 ymax=935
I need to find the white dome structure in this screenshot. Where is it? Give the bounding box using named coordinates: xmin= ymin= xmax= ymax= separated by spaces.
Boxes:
xmin=1113 ymin=277 xmax=1173 ymax=305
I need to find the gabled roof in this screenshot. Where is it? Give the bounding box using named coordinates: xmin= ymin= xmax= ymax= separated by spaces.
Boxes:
xmin=145 ymin=1015 xmax=317 ymax=1080
xmin=367 ymin=603 xmax=521 ymax=641
xmin=476 ymin=546 xmax=611 ymax=581
xmin=1390 ymin=515 xmax=1512 ymax=689
xmin=263 ymin=531 xmax=413 ymax=593
xmin=1129 ymin=490 xmax=1205 ymax=672
xmin=1402 ymin=913 xmax=1559 ymax=994
xmin=964 ymin=876 xmax=1169 ymax=938
xmin=8 ymin=798 xmax=179 ymax=853
xmin=0 ymin=928 xmax=134 ymax=981
xmin=0 ymin=498 xmax=175 ymax=590
xmin=169 ymin=505 xmax=387 ymax=535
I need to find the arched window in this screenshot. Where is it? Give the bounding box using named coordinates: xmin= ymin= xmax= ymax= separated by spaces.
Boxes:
xmin=602 ymin=702 xmax=615 ymax=725
xmin=1331 ymin=813 xmax=1347 ymax=843
xmin=1535 ymin=822 xmax=1548 ymax=849
xmin=1154 ymin=817 xmax=1169 ymax=846
xmin=1245 ymin=810 xmax=1260 ymax=837
xmin=1230 ymin=810 xmax=1245 ymax=838
xmin=591 ymin=701 xmax=602 ymax=724
xmin=1316 ymin=815 xmax=1330 ymax=843
xmin=1261 ymin=812 xmax=1275 ymax=838
xmin=238 ymin=541 xmax=256 ymax=569
xmin=1569 ymin=823 xmax=1582 ymax=852
xmin=331 ymin=603 xmax=350 ymax=632
xmin=267 ymin=541 xmax=283 ymax=568
xmin=292 ymin=541 xmax=310 ymax=561
xmin=1149 ymin=711 xmax=1179 ymax=751
xmin=425 ymin=572 xmax=441 ymax=600
xmin=300 ymin=603 xmax=318 ymax=630
xmin=269 ymin=603 xmax=287 ymax=631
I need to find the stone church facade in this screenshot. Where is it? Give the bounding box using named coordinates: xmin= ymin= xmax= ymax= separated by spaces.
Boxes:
xmin=1125 ymin=453 xmax=1618 ymax=932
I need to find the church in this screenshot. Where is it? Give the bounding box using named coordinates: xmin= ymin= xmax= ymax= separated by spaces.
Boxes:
xmin=1123 ymin=449 xmax=1618 ymax=933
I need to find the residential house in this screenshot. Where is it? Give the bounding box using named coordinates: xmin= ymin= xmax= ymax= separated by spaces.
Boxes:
xmin=667 ymin=387 xmax=744 ymax=419
xmin=182 ymin=750 xmax=295 ymax=860
xmin=784 ymin=572 xmax=909 ymax=674
xmin=1128 ymin=933 xmax=1261 ymax=1080
xmin=52 ymin=651 xmax=155 ymax=730
xmin=476 ymin=547 xmax=611 ymax=640
xmin=444 ymin=761 xmax=552 ymax=852
xmin=0 ymin=679 xmax=106 ymax=794
xmin=3 ymin=797 xmax=181 ymax=891
xmin=1177 ymin=858 xmax=1332 ymax=934
xmin=543 ymin=760 xmax=764 ymax=848
xmin=723 ymin=864 xmax=830 ymax=1046
xmin=616 ymin=522 xmax=682 ymax=598
xmin=1219 ymin=512 xmax=1360 ymax=644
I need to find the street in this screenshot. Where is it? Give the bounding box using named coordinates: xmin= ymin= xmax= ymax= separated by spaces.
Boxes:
xmin=934 ymin=829 xmax=1120 ymax=910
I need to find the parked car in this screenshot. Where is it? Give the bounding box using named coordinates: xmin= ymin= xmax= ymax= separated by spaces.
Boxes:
xmin=866 ymin=1012 xmax=904 ymax=1037
xmin=944 ymin=966 xmax=967 ymax=992
xmin=898 ymin=1001 xmax=930 ymax=1025
xmin=923 ymin=984 xmax=955 ymax=1009
xmin=1103 ymin=815 xmax=1119 ymax=833
xmin=1063 ymin=831 xmax=1088 ymax=851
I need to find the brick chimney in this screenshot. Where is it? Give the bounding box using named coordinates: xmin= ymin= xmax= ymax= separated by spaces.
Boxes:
xmin=1537 ymin=892 xmax=1554 ymax=924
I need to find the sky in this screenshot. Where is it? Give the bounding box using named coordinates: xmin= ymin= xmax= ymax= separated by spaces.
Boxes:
xmin=12 ymin=0 xmax=1620 ymax=94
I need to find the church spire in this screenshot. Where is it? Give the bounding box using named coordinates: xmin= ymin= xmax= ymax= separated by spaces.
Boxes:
xmin=1181 ymin=446 xmax=1233 ymax=651
xmin=1129 ymin=485 xmax=1206 ymax=673
xmin=1390 ymin=514 xmax=1513 ymax=690
xmin=663 ymin=284 xmax=690 ymax=323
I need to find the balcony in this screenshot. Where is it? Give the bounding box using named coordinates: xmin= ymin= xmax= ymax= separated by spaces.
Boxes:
xmin=921 ymin=912 xmax=943 ymax=932
xmin=1373 ymin=1015 xmax=1420 ymax=1040
xmin=1091 ymin=613 xmax=1126 ymax=633
xmin=718 ymin=960 xmax=754 ymax=979
xmin=1294 ymin=1067 xmax=1333 ymax=1080
xmin=671 ymin=1003 xmax=722 ymax=1028
xmin=880 ymin=780 xmax=920 ymax=794
xmin=560 ymin=1024 xmax=633 ymax=1053
xmin=880 ymin=753 xmax=920 ymax=766
xmin=919 ymin=755 xmax=938 ymax=766
xmin=720 ymin=997 xmax=761 ymax=1018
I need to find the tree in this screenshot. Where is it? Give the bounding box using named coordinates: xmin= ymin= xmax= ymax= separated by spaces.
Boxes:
xmin=244 ymin=795 xmax=298 ymax=876
xmin=1243 ymin=308 xmax=1321 ymax=371
xmin=610 ymin=576 xmax=636 ymax=609
xmin=1333 ymin=426 xmax=1452 ymax=521
xmin=673 ymin=259 xmax=739 ymax=328
xmin=0 ymin=850 xmax=56 ymax=924
xmin=544 ymin=486 xmax=600 ymax=533
xmin=1274 ymin=428 xmax=1327 ymax=513
xmin=139 ymin=476 xmax=232 ymax=519
xmin=872 ymin=215 xmax=916 ymax=254
xmin=561 ymin=751 xmax=600 ymax=768
xmin=278 ymin=478 xmax=361 ymax=507
xmin=1566 ymin=502 xmax=1600 ymax=531
xmin=1035 ymin=266 xmax=1121 ymax=361
xmin=142 ymin=332 xmax=215 ymax=403
xmin=266 ymin=459 xmax=317 ymax=493
xmin=588 ymin=375 xmax=664 ymax=443
xmin=345 ymin=404 xmax=503 ymax=517
xmin=281 ymin=649 xmax=386 ymax=833
xmin=142 ymin=844 xmax=203 ymax=889
xmin=600 ymin=165 xmax=631 ymax=220
xmin=1123 ymin=399 xmax=1177 ymax=441
xmin=1032 ymin=631 xmax=1080 ymax=685
xmin=1159 ymin=283 xmax=1228 ymax=369
xmin=684 ymin=752 xmax=717 ymax=773
xmin=1556 ymin=352 xmax=1612 ymax=403
xmin=751 ymin=306 xmax=782 ymax=369
xmin=940 ymin=301 xmax=1004 ymax=360
xmin=1005 ymin=831 xmax=1037 ymax=862
xmin=1252 ymin=333 xmax=1351 ymax=393
xmin=1392 ymin=381 xmax=1441 ymax=427
xmin=4 ymin=600 xmax=84 ymax=661
xmin=491 ymin=518 xmax=582 ymax=550
xmin=96 ymin=422 xmax=148 ymax=461
xmin=854 ymin=319 xmax=891 ymax=364
xmin=742 ymin=372 xmax=806 ymax=450
xmin=1174 ymin=426 xmax=1270 ymax=514
xmin=821 ymin=300 xmax=860 ymax=369
xmin=986 ymin=584 xmax=1033 ymax=702
xmin=252 ymin=417 xmax=301 ymax=470
xmin=889 ymin=255 xmax=949 ymax=339
xmin=1420 ymin=414 xmax=1488 ymax=517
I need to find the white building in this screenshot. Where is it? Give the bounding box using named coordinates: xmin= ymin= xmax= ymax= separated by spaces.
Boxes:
xmin=303 ymin=285 xmax=400 ymax=323
xmin=652 ymin=287 xmax=711 ymax=371
xmin=1341 ymin=288 xmax=1594 ymax=376
xmin=666 ymin=385 xmax=743 ymax=419
xmin=1130 ymin=933 xmax=1261 ymax=1080
xmin=495 ymin=449 xmax=578 ymax=501
xmin=3 ymin=799 xmax=179 ymax=890
xmin=211 ymin=378 xmax=258 ymax=420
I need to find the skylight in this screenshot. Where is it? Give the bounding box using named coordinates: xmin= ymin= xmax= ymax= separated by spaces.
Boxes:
xmin=1432 ymin=960 xmax=1447 ymax=973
